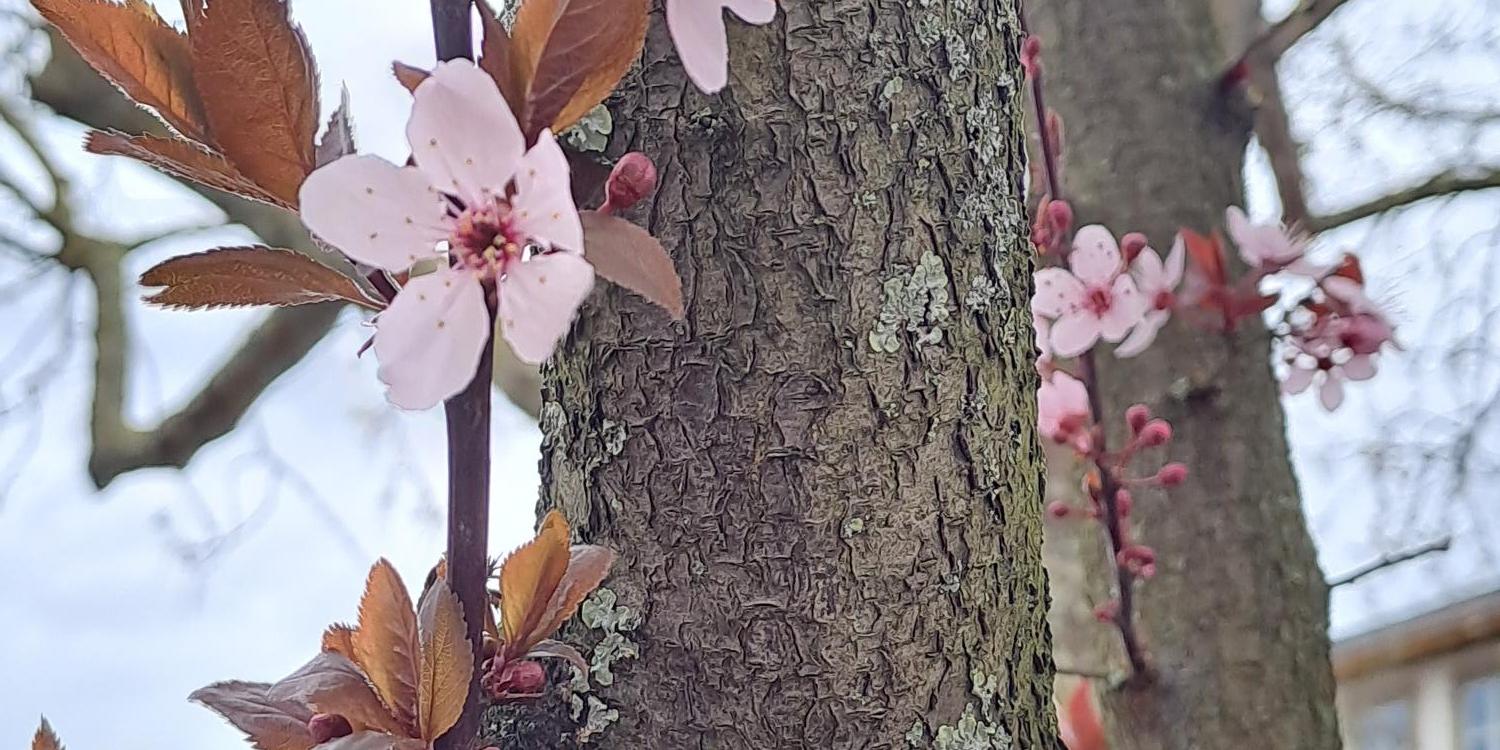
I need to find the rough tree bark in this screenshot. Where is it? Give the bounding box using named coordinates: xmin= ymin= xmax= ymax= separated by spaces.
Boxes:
xmin=1030 ymin=0 xmax=1343 ymax=748
xmin=520 ymin=0 xmax=1058 ymax=747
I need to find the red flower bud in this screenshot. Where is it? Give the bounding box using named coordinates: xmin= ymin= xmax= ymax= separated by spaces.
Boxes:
xmin=308 ymin=714 xmax=353 ymax=743
xmin=1021 ymin=35 xmax=1043 ymax=78
xmin=1156 ymin=463 xmax=1188 ymax=487
xmin=483 ymin=658 xmax=548 ymax=702
xmin=1121 ymin=232 xmax=1149 ymax=263
xmin=1115 ymin=489 xmax=1133 ymax=517
xmin=1117 ymin=545 xmax=1157 ymax=576
xmin=1046 ymin=199 xmax=1074 ymax=235
xmin=1125 ymin=404 xmax=1151 ymax=434
xmin=602 ymin=152 xmax=658 ymax=215
xmin=1093 ymin=599 xmax=1120 ymax=623
xmin=1138 ymin=420 xmax=1172 ymax=447
xmin=1047 ymin=501 xmax=1073 ymax=519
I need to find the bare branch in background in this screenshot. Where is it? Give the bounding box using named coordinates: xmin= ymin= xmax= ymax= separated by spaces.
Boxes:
xmin=1248 ymin=61 xmax=1312 ymax=226
xmin=1305 ymin=167 xmax=1500 ymax=233
xmin=1243 ymin=0 xmax=1357 ymax=65
xmin=1328 ymin=536 xmax=1453 ymax=588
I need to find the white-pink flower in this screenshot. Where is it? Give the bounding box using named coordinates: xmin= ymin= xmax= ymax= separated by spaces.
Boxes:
xmin=1038 ymin=370 xmax=1092 ymax=451
xmin=299 ymin=61 xmax=593 ymax=410
xmin=1225 ymin=206 xmax=1312 ymax=272
xmin=1032 ymin=225 xmax=1146 ymax=357
xmin=1114 ymin=235 xmax=1185 ymax=358
xmin=1282 ymin=346 xmax=1377 ymax=412
xmin=666 ymin=0 xmax=776 ymax=93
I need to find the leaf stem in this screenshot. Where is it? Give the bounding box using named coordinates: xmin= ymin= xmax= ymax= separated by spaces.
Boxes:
xmin=431 ymin=3 xmax=484 ymax=749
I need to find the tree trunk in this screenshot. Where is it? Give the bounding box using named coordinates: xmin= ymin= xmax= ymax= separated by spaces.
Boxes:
xmin=528 ymin=1 xmax=1058 ymax=747
xmin=1029 ymin=0 xmax=1343 ymax=748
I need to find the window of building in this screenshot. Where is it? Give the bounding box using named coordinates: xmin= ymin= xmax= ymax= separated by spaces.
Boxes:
xmin=1359 ymin=698 xmax=1413 ymax=750
xmin=1462 ymin=675 xmax=1500 ymax=750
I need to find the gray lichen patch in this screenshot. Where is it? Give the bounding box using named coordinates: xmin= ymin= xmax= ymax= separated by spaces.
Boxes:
xmin=964 ymin=276 xmax=1000 ymax=311
xmin=931 ymin=705 xmax=1011 ymax=750
xmin=869 ymin=251 xmax=954 ymax=353
xmin=562 ymin=105 xmax=613 ymax=153
xmin=569 ymin=588 xmax=642 ymax=743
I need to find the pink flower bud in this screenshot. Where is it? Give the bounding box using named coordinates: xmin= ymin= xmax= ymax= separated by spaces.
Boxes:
xmin=1093 ymin=599 xmax=1120 ymax=623
xmin=308 ymin=714 xmax=353 ymax=743
xmin=1139 ymin=563 xmax=1157 ymax=579
xmin=1117 ymin=545 xmax=1157 ymax=576
xmin=1156 ymin=463 xmax=1188 ymax=487
xmin=1121 ymin=232 xmax=1149 ymax=263
xmin=602 ymin=152 xmax=658 ymax=215
xmin=1138 ymin=420 xmax=1172 ymax=447
xmin=1047 ymin=501 xmax=1073 ymax=519
xmin=1021 ymin=35 xmax=1043 ymax=78
xmin=1125 ymin=404 xmax=1151 ymax=434
xmin=1115 ymin=488 xmax=1133 ymax=517
xmin=483 ymin=659 xmax=548 ymax=701
xmin=1046 ymin=199 xmax=1074 ymax=235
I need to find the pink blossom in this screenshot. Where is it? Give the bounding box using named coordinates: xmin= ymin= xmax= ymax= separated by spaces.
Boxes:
xmin=1032 ymin=226 xmax=1146 ymax=357
xmin=1322 ymin=276 xmax=1399 ymax=355
xmin=1225 ymin=206 xmax=1312 ymax=272
xmin=300 ymin=61 xmax=592 ymax=410
xmin=1114 ymin=236 xmax=1185 ymax=358
xmin=666 ymin=0 xmax=776 ymax=93
xmin=1282 ymin=340 xmax=1377 ymax=411
xmin=1038 ymin=371 xmax=1092 ymax=450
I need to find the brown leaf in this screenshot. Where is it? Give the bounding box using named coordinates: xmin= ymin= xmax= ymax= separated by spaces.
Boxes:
xmin=499 ymin=510 xmax=572 ymax=649
xmin=317 ymin=732 xmax=426 ymax=750
xmin=190 ymin=681 xmax=316 ymax=750
xmin=352 ymin=559 xmax=422 ymax=735
xmin=527 ymin=544 xmax=617 ymax=648
xmin=391 ymin=62 xmax=429 ymax=95
xmin=478 ymin=10 xmax=526 ymax=118
xmin=416 ymin=577 xmax=473 ymax=742
xmin=580 ymin=210 xmax=685 ymax=319
xmin=511 ymin=0 xmax=649 ymax=136
xmin=188 ymin=0 xmax=319 ymax=206
xmin=86 ymin=130 xmax=285 ymax=207
xmin=139 ymin=246 xmax=383 ymax=311
xmin=269 ymin=653 xmax=405 ymax=735
xmin=31 ymin=718 xmax=64 ymax=750
xmin=323 ymin=623 xmax=358 ymax=659
xmin=33 ymin=0 xmax=210 ymax=142
xmin=316 ymin=87 xmax=357 ymax=168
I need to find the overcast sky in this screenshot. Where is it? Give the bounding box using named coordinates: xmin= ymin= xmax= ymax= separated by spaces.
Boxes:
xmin=0 ymin=1 xmax=1497 ymax=748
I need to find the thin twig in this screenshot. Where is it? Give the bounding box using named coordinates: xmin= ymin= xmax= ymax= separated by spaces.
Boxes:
xmin=1019 ymin=3 xmax=1151 ymax=683
xmin=1327 ymin=536 xmax=1452 ymax=588
xmin=1305 ymin=168 xmax=1500 ymax=233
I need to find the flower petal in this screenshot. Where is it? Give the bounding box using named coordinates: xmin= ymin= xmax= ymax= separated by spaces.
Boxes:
xmin=299 ymin=155 xmax=449 ymax=271
xmin=1282 ymin=365 xmax=1314 ymax=395
xmin=667 ymin=0 xmax=732 ymax=93
xmin=1069 ymin=225 xmax=1122 ymax=286
xmin=510 ymin=130 xmax=584 ymax=252
xmin=1098 ymin=275 xmax=1145 ymax=342
xmin=408 ymin=60 xmax=526 ymax=206
xmin=1032 ymin=268 xmax=1086 ymax=317
xmin=1049 ymin=311 xmax=1101 ymax=357
xmin=1131 ymin=246 xmax=1164 ymax=291
xmin=373 ymin=267 xmax=491 ymax=410
xmin=1163 ymin=234 xmax=1186 ymax=286
xmin=1114 ymin=310 xmax=1167 ymax=358
xmin=498 ymin=252 xmax=596 ymax=364
xmin=1224 ymin=206 xmax=1253 ymax=257
xmin=1341 ymin=354 xmax=1377 ymax=381
xmin=1319 ymin=376 xmax=1345 ymax=411
xmin=725 ymin=0 xmax=776 ymax=23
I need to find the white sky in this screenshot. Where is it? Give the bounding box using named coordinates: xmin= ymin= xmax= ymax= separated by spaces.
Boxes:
xmin=0 ymin=0 xmax=1497 ymax=748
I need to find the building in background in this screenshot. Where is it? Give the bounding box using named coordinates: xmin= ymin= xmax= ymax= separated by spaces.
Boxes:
xmin=1338 ymin=589 xmax=1500 ymax=750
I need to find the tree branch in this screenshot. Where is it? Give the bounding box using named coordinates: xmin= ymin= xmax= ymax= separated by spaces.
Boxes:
xmin=1242 ymin=0 xmax=1356 ymax=65
xmin=26 ymin=33 xmax=343 ymax=487
xmin=1305 ymin=167 xmax=1500 ymax=233
xmin=1247 ymin=61 xmax=1311 ymax=226
xmin=1328 ymin=536 xmax=1452 ymax=588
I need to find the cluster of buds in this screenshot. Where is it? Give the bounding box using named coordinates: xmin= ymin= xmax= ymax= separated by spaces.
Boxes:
xmin=1047 ymin=402 xmax=1188 ymax=587
xmin=482 ymin=656 xmax=548 ymax=702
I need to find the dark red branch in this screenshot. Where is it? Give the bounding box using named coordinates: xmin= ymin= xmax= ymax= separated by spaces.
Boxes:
xmin=1019 ymin=1 xmax=1151 ymax=682
xmin=430 ymin=3 xmax=487 ymax=749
